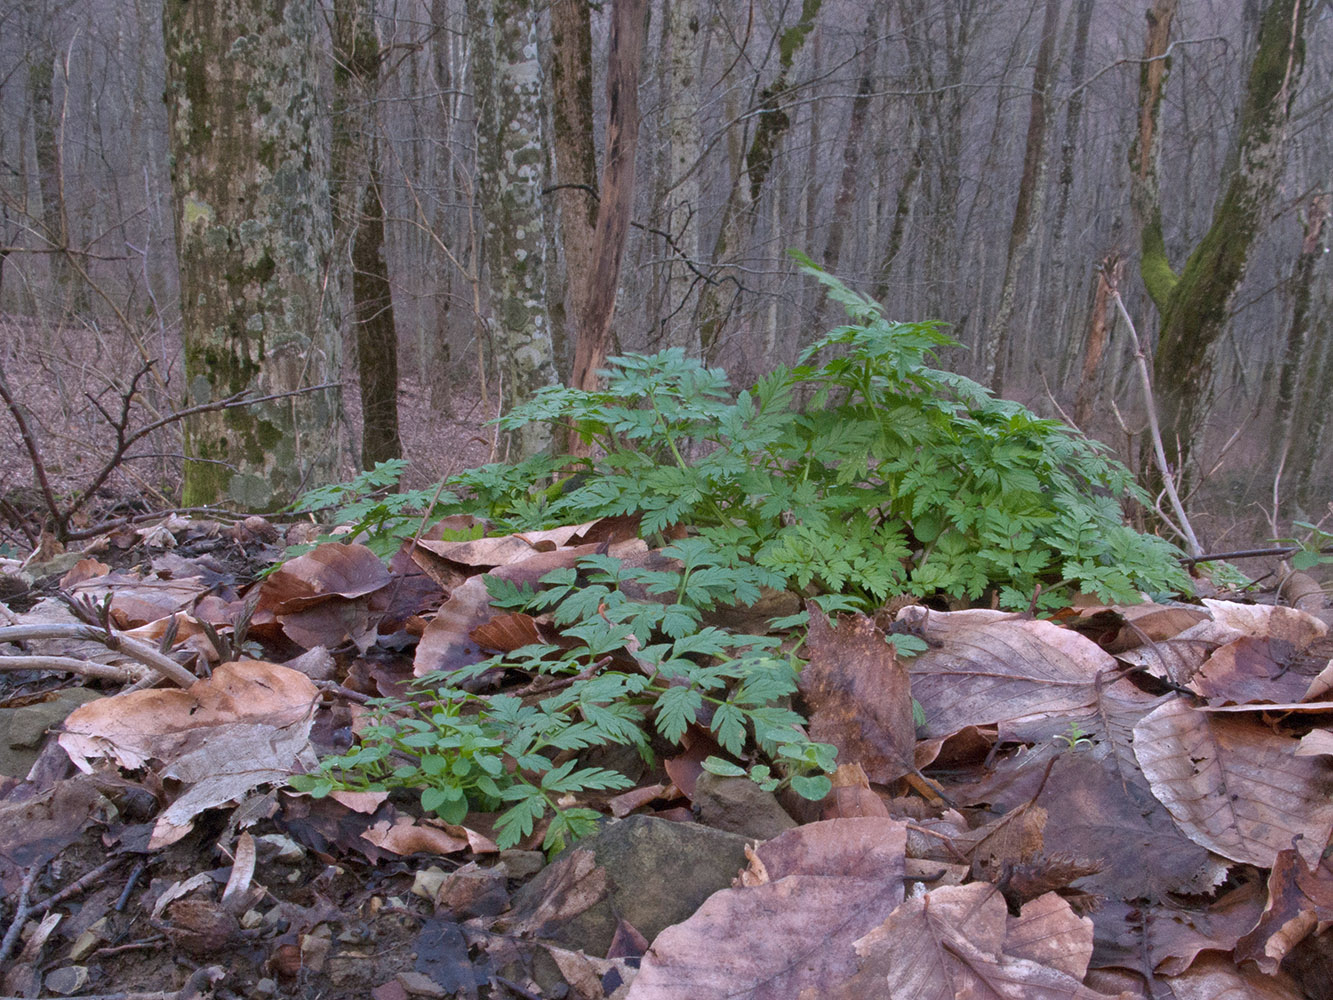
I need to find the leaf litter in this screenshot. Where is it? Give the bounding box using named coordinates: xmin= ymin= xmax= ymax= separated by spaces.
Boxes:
xmin=0 ymin=513 xmax=1330 ymax=998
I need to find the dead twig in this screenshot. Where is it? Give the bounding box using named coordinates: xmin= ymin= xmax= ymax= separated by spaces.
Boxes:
xmin=0 ymin=863 xmax=41 ymax=965
xmin=0 ymin=624 xmax=197 ymax=688
xmin=1104 ymin=273 xmax=1202 ymax=557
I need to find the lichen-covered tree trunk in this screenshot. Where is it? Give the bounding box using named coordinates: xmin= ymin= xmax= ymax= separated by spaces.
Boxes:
xmin=474 ymin=0 xmax=558 ymax=458
xmin=663 ymin=0 xmax=702 ymax=354
xmin=694 ymin=0 xmax=821 ymax=359
xmin=1130 ymin=0 xmax=1308 ymax=491
xmin=163 ymin=0 xmax=343 ymax=509
xmin=331 ymin=0 xmax=402 ymax=469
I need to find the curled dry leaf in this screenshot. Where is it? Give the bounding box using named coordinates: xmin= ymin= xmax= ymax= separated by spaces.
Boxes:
xmin=896 ymin=607 xmax=1119 ymax=739
xmin=1235 ymin=846 xmax=1333 ymax=975
xmin=816 ymin=883 xmax=1126 ymax=1000
xmin=1132 ymin=698 xmax=1333 ymax=868
xmin=362 ymin=815 xmax=470 ymax=856
xmin=58 ymin=661 xmax=320 ymax=847
xmin=257 ymin=542 xmax=393 ymax=612
xmin=1201 ymin=599 xmax=1328 ymax=652
xmin=626 ymin=818 xmax=907 ymax=1000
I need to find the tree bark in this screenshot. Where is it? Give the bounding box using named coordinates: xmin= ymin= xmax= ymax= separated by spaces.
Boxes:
xmin=331 ymin=0 xmax=402 ymax=470
xmin=1278 ymin=193 xmax=1330 ymax=513
xmin=475 ymin=0 xmax=559 ymax=458
xmin=163 ymin=0 xmax=343 ymax=509
xmin=694 ymin=0 xmax=822 ymax=358
xmin=568 ymin=0 xmax=646 ymax=394
xmin=548 ymin=0 xmax=598 ymax=375
xmin=662 ymin=0 xmax=703 ymax=353
xmin=982 ymin=0 xmax=1060 ymax=392
xmin=1132 ymin=0 xmax=1308 ymax=492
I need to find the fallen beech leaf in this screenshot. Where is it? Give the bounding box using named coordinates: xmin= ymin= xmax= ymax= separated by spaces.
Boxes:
xmin=1294 ymin=728 xmax=1333 ymax=756
xmin=1132 ymin=698 xmax=1333 ymax=867
xmin=1092 ymin=882 xmax=1266 ymax=978
xmin=414 ymin=545 xmax=605 ymax=678
xmin=1201 ymin=599 xmax=1328 ymax=652
xmin=821 ymin=763 xmax=890 ymax=820
xmin=626 ymin=818 xmax=907 ymax=1000
xmin=1188 ymin=636 xmax=1312 ymax=705
xmin=416 ymin=521 xmax=606 ymax=568
xmin=1159 ymin=950 xmax=1307 ymax=999
xmin=362 ymin=816 xmax=470 ymax=855
xmin=800 ymin=606 xmax=915 ymax=784
xmin=1235 ymin=847 xmax=1333 ymax=974
xmin=257 ymin=542 xmax=392 ymax=613
xmin=897 ymin=607 xmax=1119 ymax=739
xmin=58 ymin=661 xmax=320 ymax=847
xmin=818 ymin=884 xmax=1126 ymax=1000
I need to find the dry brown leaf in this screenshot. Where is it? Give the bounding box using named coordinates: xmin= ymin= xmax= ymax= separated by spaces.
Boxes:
xmin=1116 ymin=638 xmax=1220 ymax=688
xmin=1202 ymin=599 xmax=1328 ymax=651
xmin=257 ymin=542 xmax=392 ymax=613
xmin=415 ymin=521 xmax=605 ymax=568
xmin=1235 ymin=846 xmax=1333 ymax=974
xmin=897 ymin=607 xmax=1120 ymax=739
xmin=625 ymin=818 xmax=907 ymax=1000
xmin=58 ymin=661 xmax=319 ymax=847
xmin=799 ymin=605 xmax=915 ymax=783
xmin=1295 ymin=728 xmax=1333 ymax=756
xmin=1189 ymin=636 xmax=1315 ymax=705
xmin=413 ymin=545 xmax=607 ymax=678
xmin=362 ymin=816 xmax=470 ymax=855
xmin=1132 ymin=698 xmax=1333 ymax=867
xmin=817 ymin=884 xmax=1127 ymax=1000
xmin=1159 ymin=951 xmax=1308 ymax=999
xmin=821 ymin=763 xmax=891 ymax=820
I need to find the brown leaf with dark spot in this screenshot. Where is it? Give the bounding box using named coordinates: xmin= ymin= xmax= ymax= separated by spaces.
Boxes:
xmin=800 ymin=604 xmax=916 ymax=784
xmin=257 ymin=542 xmax=392 ymax=613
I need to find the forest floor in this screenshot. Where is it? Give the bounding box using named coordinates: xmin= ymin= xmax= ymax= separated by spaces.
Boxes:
xmin=2 ymin=315 xmax=1332 ymax=1000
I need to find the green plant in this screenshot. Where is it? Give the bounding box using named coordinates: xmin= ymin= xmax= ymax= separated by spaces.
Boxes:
xmin=490 ymin=255 xmax=1191 ymax=611
xmin=1276 ymin=521 xmax=1333 ymax=572
xmin=292 ymin=551 xmax=835 ymax=852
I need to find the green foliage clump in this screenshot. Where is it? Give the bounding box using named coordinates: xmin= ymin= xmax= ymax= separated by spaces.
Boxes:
xmin=289 ymin=259 xmax=1192 ymax=850
xmin=291 ymin=549 xmax=833 ymax=852
xmin=490 ymin=255 xmax=1190 ymax=611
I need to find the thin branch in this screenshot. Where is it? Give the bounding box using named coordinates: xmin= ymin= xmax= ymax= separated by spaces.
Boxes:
xmin=0 ymin=624 xmax=197 ymax=688
xmin=1105 ymin=273 xmax=1202 ymax=557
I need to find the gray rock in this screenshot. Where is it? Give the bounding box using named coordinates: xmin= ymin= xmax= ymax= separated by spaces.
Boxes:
xmin=508 ymin=815 xmax=750 ymax=958
xmin=0 ymin=688 xmax=102 ymax=777
xmin=691 ymin=771 xmax=799 ymax=841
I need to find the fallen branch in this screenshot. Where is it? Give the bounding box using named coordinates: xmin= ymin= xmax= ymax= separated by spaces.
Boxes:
xmin=0 ymin=624 xmax=197 ymax=688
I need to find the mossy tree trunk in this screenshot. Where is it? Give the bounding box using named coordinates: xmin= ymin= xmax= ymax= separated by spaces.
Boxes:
xmin=331 ymin=0 xmax=402 ymax=470
xmin=1129 ymin=0 xmax=1308 ymax=493
xmin=163 ymin=0 xmax=343 ymax=509
xmin=474 ymin=0 xmax=559 ymax=459
xmin=694 ymin=0 xmax=821 ymax=359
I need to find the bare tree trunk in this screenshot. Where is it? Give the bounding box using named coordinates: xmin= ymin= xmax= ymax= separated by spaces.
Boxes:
xmin=163 ymin=0 xmax=343 ymax=508
xmin=569 ymin=0 xmax=646 ymax=394
xmin=1277 ymin=193 xmax=1329 ymax=512
xmin=822 ymin=9 xmax=878 ymax=281
xmin=982 ymin=0 xmax=1060 ymax=392
xmin=1073 ymin=255 xmax=1122 ymax=429
xmin=331 ymin=0 xmax=402 ymax=470
xmin=695 ymin=0 xmax=822 ymax=358
xmin=549 ymin=0 xmax=598 ymax=376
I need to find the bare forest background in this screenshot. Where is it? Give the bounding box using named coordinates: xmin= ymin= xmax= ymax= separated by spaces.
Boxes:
xmin=1 ymin=0 xmax=1330 ymax=552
